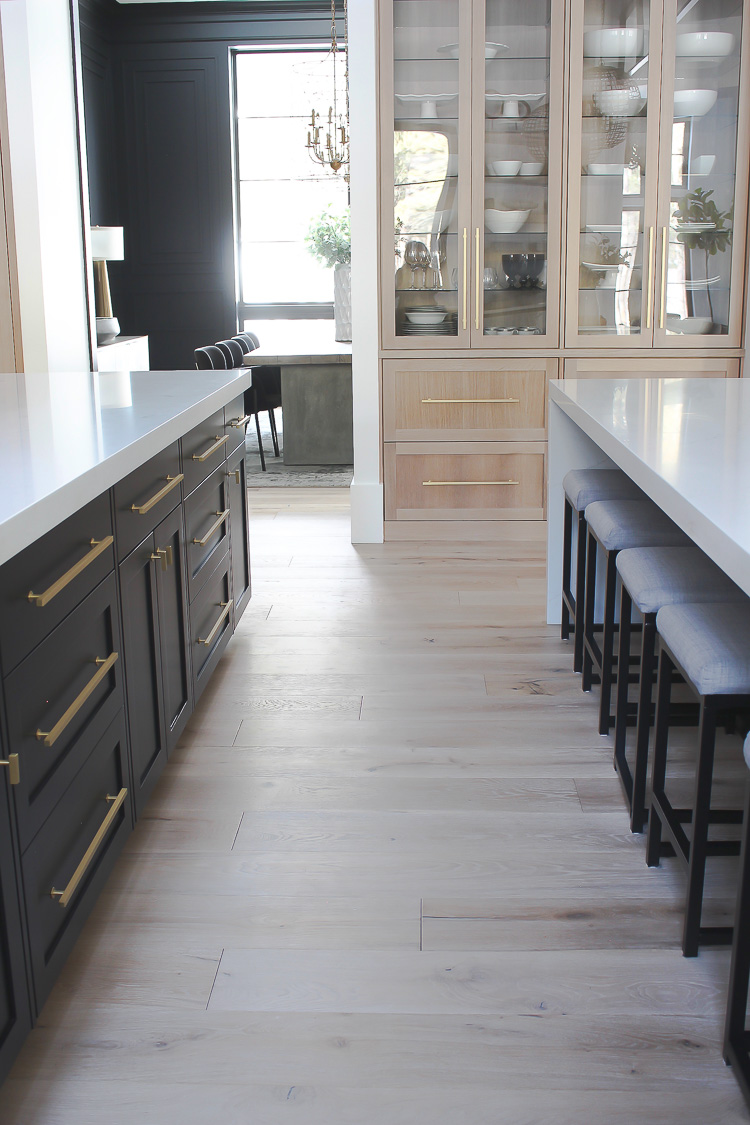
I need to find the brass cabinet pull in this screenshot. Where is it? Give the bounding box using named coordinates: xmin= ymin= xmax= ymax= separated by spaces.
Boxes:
xmin=227 ymin=468 xmax=241 ymax=484
xmin=423 ymin=479 xmax=520 ymax=487
xmin=475 ymin=227 xmax=481 ymax=330
xmin=131 ymin=473 xmax=183 ymax=515
xmin=462 ymin=228 xmax=468 ymax=330
xmin=150 ymin=545 xmax=173 ymax=572
xmin=645 ymin=227 xmax=655 ymax=329
xmin=28 ymin=536 xmax=114 ymax=607
xmin=659 ymin=226 xmax=668 ymax=329
xmin=198 ymin=600 xmax=233 ymax=647
xmin=192 ymin=435 xmax=229 ymax=462
xmin=421 ymin=398 xmax=520 ymax=405
xmin=0 ymin=753 xmax=19 ymax=786
xmin=50 ymin=788 xmax=128 ymax=908
xmin=192 ymin=509 xmax=230 ymax=547
xmin=36 ymin=652 xmax=119 ymax=747
xmin=228 ymin=415 xmax=251 ymax=429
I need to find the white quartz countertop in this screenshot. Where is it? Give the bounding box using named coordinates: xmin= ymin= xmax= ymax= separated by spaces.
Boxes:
xmin=549 ymin=377 xmax=750 ymax=596
xmin=0 ymin=367 xmax=252 ymax=566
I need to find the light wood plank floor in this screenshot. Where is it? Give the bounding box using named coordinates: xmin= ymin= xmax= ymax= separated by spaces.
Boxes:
xmin=3 ymin=488 xmax=749 ymax=1124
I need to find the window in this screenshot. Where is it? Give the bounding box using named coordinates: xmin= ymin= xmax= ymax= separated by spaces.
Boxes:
xmin=233 ymin=48 xmax=348 ymax=322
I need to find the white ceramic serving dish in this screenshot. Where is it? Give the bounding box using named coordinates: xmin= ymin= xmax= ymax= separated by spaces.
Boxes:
xmin=690 ymin=154 xmax=716 ymax=174
xmin=586 ymin=163 xmax=624 ymax=175
xmin=676 ymin=32 xmax=735 ymax=57
xmin=438 ymin=42 xmax=508 ymax=59
xmin=673 ymin=89 xmax=717 ymax=117
xmin=519 ymin=162 xmax=545 ymax=176
xmin=594 ymin=87 xmax=645 ymax=117
xmin=490 ymin=160 xmax=522 ymax=176
xmin=484 ymin=208 xmax=531 ymax=234
xmin=666 ymin=316 xmax=713 ymax=334
xmin=583 ymin=27 xmax=643 ymax=58
xmin=404 ymin=310 xmax=448 ymax=325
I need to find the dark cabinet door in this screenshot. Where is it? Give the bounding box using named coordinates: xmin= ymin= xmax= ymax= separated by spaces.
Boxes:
xmin=119 ymin=535 xmax=166 ymax=818
xmin=0 ymin=760 xmax=32 ymax=1085
xmin=226 ymin=445 xmax=251 ymax=625
xmin=153 ymin=506 xmax=192 ymax=753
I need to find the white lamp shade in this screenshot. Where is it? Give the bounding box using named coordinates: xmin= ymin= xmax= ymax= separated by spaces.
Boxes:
xmin=90 ymin=225 xmax=124 ymax=261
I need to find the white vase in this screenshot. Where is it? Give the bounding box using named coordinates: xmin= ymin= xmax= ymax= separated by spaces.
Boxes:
xmin=334 ymin=263 xmax=352 ymax=342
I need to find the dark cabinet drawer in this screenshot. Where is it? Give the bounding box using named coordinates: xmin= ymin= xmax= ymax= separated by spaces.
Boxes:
xmin=191 ymin=557 xmax=232 ymax=702
xmin=224 ymin=394 xmax=248 ymax=455
xmin=154 ymin=505 xmax=192 ymax=752
xmin=0 ymin=767 xmax=32 ymax=1084
xmin=0 ymin=492 xmax=114 ymax=674
xmin=113 ymin=443 xmax=182 ymax=561
xmin=5 ymin=575 xmax=124 ymax=852
xmin=185 ymin=465 xmax=230 ymax=602
xmin=181 ymin=408 xmax=228 ymax=495
xmin=21 ymin=711 xmax=130 ymax=1012
xmin=226 ymin=445 xmax=251 ymax=625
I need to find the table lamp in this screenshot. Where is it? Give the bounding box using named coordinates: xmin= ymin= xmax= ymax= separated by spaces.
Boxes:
xmin=90 ymin=226 xmax=124 ymax=344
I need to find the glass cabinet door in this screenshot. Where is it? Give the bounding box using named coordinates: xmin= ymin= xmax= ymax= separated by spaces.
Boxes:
xmin=472 ymin=0 xmax=564 ymax=346
xmin=381 ymin=0 xmax=472 ymax=348
xmin=566 ymin=0 xmax=663 ymax=346
xmin=656 ymin=0 xmax=748 ymax=346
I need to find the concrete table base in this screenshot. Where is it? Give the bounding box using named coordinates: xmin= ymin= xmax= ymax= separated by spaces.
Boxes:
xmin=281 ymin=363 xmax=353 ymax=465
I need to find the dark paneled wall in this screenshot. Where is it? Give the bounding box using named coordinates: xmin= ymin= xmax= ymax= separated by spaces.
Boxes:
xmin=78 ymin=1 xmax=335 ymax=370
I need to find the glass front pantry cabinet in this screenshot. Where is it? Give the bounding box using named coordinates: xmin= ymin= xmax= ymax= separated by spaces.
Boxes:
xmin=378 ymin=0 xmax=749 ymax=537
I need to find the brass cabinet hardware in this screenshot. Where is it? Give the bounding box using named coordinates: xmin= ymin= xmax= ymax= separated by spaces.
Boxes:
xmin=421 ymin=398 xmax=520 ymax=405
xmin=50 ymin=788 xmax=127 ymax=907
xmin=462 ymin=228 xmax=468 ymax=330
xmin=150 ymin=548 xmax=169 ymax=572
xmin=646 ymin=227 xmax=655 ymax=329
xmin=131 ymin=473 xmax=183 ymax=515
xmin=0 ymin=753 xmax=19 ymax=786
xmin=192 ymin=509 xmax=229 ymax=547
xmin=422 ymin=479 xmax=520 ymax=487
xmin=28 ymin=536 xmax=114 ymax=607
xmin=192 ymin=435 xmax=229 ymax=462
xmin=475 ymin=227 xmax=481 ymax=330
xmin=36 ymin=652 xmax=119 ymax=747
xmin=659 ymin=226 xmax=668 ymax=329
xmin=198 ymin=600 xmax=233 ymax=647
xmin=164 ymin=545 xmax=173 ymax=568
xmin=227 ymin=468 xmax=241 ymax=484
xmin=228 ymin=415 xmax=251 ymax=429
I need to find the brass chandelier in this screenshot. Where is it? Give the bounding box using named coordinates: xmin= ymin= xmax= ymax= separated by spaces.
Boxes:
xmin=306 ymin=0 xmax=349 ymax=174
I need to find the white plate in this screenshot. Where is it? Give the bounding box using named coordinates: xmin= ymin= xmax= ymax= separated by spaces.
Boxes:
xmin=581 ymin=261 xmax=627 ymax=271
xmin=674 ymin=221 xmax=716 ymax=233
xmin=679 ymin=275 xmax=722 ymax=289
xmin=585 ymin=224 xmax=630 ymax=233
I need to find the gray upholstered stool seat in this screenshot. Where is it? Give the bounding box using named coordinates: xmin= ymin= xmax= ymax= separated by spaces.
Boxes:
xmin=560 ymin=468 xmax=642 ymax=672
xmin=613 ymin=546 xmax=746 ymax=832
xmin=646 ymin=598 xmax=750 ymax=956
xmin=585 ymin=499 xmax=689 ymax=554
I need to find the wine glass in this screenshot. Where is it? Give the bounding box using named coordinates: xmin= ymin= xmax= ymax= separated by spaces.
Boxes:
xmin=404 ymin=241 xmax=422 ymax=289
xmin=415 ymin=243 xmax=432 ymax=288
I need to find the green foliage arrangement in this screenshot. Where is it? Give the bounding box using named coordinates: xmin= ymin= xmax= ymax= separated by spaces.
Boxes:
xmin=674 ymin=188 xmax=732 ymax=323
xmin=306 ymin=207 xmax=351 ymax=268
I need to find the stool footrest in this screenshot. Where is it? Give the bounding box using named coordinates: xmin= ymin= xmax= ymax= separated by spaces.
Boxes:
xmin=697 ymin=925 xmax=734 ymax=947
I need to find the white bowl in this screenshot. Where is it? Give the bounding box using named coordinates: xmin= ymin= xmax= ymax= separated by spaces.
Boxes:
xmin=584 ymin=27 xmax=643 ymax=58
xmin=484 ymin=208 xmax=531 ymax=234
xmin=691 ymin=154 xmax=716 ymax=175
xmin=594 ymin=87 xmax=645 ymax=117
xmin=490 ymin=160 xmax=522 ymax=176
xmin=519 ymin=162 xmax=544 ymax=176
xmin=587 ymin=163 xmax=624 ymax=175
xmin=404 ymin=310 xmax=447 ymax=325
xmin=438 ymin=41 xmax=508 ymax=59
xmin=676 ymin=32 xmax=735 ymax=58
xmin=666 ymin=316 xmax=713 ymax=335
xmin=673 ymin=89 xmax=717 ymax=117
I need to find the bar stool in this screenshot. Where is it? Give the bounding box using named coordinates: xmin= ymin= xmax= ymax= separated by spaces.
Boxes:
xmin=561 ymin=469 xmax=642 ymax=673
xmin=723 ymin=734 xmax=750 ymax=1110
xmin=614 ymin=545 xmax=746 ymax=834
xmin=646 ymin=601 xmax=750 ymax=957
xmin=582 ymin=499 xmax=689 ymax=735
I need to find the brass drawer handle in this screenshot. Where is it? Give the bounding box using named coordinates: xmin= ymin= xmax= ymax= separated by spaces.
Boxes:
xmin=198 ymin=600 xmax=233 ymax=647
xmin=36 ymin=652 xmax=119 ymax=747
xmin=228 ymin=415 xmax=251 ymax=429
xmin=0 ymin=753 xmax=19 ymax=785
xmin=28 ymin=536 xmax=114 ymax=607
xmin=50 ymin=788 xmax=128 ymax=908
xmin=421 ymin=398 xmax=520 ymax=404
xmin=192 ymin=435 xmax=229 ymax=462
xmin=150 ymin=545 xmax=173 ymax=572
xmin=422 ymin=480 xmax=520 ymax=487
xmin=131 ymin=473 xmax=183 ymax=515
xmin=227 ymin=469 xmax=241 ymax=484
xmin=192 ymin=509 xmax=230 ymax=547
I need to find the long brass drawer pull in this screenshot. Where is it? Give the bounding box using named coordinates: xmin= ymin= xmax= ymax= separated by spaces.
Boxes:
xmin=421 ymin=398 xmax=520 ymax=405
xmin=228 ymin=468 xmax=241 ymax=484
xmin=198 ymin=600 xmax=233 ymax=647
xmin=423 ymin=480 xmax=520 ymax=487
xmin=131 ymin=473 xmax=183 ymax=515
xmin=50 ymin=788 xmax=128 ymax=908
xmin=36 ymin=652 xmax=119 ymax=747
xmin=0 ymin=753 xmax=19 ymax=785
xmin=150 ymin=545 xmax=173 ymax=572
xmin=28 ymin=536 xmax=114 ymax=607
xmin=192 ymin=435 xmax=229 ymax=462
xmin=228 ymin=415 xmax=251 ymax=429
xmin=192 ymin=509 xmax=230 ymax=547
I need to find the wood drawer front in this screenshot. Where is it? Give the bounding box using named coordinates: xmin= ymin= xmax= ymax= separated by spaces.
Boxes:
xmin=185 ymin=465 xmax=230 ymax=603
xmin=0 ymin=492 xmax=113 ymax=674
xmin=563 ymin=357 xmax=739 ymax=379
xmin=383 ymin=362 xmax=551 ymax=441
xmin=224 ymin=394 xmax=248 ymax=455
xmin=6 ymin=574 xmax=124 ymax=852
xmin=191 ymin=556 xmax=232 ymax=702
xmin=385 ymin=443 xmax=546 ymax=522
xmin=114 ymin=442 xmax=182 ymax=561
xmin=21 ymin=711 xmax=130 ymax=1012
xmin=182 ymin=408 xmax=228 ymax=495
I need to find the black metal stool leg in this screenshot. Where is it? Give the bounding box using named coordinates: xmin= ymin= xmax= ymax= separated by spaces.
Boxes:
xmin=254 ymin=393 xmax=266 ymax=472
xmin=561 ymin=497 xmax=573 ymax=642
xmin=268 ymin=408 xmax=280 ymax=457
xmin=614 ymin=582 xmax=632 ymax=795
xmin=573 ymin=511 xmax=587 ymax=674
xmin=582 ymin=528 xmax=597 ymax=694
xmin=682 ymin=700 xmax=717 ymax=957
xmin=646 ymin=648 xmax=674 ymax=867
xmin=597 ymin=549 xmax=619 ymax=735
xmin=724 ymin=780 xmax=750 ymax=1100
xmin=631 ymin=612 xmax=657 ymax=834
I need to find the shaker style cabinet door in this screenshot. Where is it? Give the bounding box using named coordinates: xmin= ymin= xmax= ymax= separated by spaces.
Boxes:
xmin=227 ymin=445 xmax=252 ymax=626
xmin=0 ymin=766 xmax=31 ymax=1086
xmin=153 ymin=505 xmax=192 ymax=754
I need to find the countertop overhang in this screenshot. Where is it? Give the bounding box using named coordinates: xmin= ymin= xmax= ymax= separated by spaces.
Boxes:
xmin=0 ymin=368 xmax=252 ymax=566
